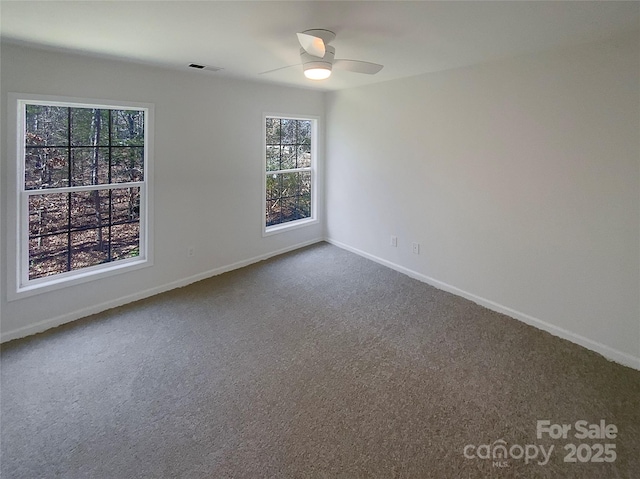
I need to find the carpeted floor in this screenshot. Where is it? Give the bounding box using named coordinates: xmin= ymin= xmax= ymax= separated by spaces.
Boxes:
xmin=1 ymin=242 xmax=639 ymax=478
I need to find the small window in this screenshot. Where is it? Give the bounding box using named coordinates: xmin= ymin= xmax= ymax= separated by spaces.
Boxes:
xmin=264 ymin=115 xmax=317 ymax=234
xmin=10 ymin=95 xmax=153 ymax=297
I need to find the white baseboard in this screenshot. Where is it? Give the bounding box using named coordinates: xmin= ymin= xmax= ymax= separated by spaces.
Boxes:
xmin=1 ymin=238 xmax=324 ymax=343
xmin=326 ymin=238 xmax=640 ymax=371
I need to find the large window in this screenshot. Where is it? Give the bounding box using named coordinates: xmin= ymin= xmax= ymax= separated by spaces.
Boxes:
xmin=10 ymin=95 xmax=153 ymax=296
xmin=264 ymin=115 xmax=317 ymax=234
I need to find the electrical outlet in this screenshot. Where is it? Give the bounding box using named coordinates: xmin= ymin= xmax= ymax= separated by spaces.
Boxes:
xmin=412 ymin=242 xmax=420 ymax=254
xmin=390 ymin=235 xmax=397 ymax=247
xmin=187 ymin=246 xmax=195 ymax=258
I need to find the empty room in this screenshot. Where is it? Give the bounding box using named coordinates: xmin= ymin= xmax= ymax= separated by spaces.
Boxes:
xmin=1 ymin=1 xmax=639 ymax=477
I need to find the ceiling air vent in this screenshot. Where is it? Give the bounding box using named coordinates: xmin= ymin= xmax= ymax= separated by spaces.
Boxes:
xmin=188 ymin=63 xmax=223 ymax=72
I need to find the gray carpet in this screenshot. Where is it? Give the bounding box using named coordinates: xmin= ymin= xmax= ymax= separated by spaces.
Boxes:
xmin=1 ymin=242 xmax=639 ymax=478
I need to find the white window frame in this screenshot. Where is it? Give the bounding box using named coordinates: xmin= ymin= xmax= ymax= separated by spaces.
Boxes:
xmin=7 ymin=93 xmax=154 ymax=300
xmin=262 ymin=113 xmax=319 ymax=236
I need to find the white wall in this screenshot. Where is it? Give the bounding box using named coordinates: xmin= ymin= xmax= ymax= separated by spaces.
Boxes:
xmin=326 ymin=32 xmax=640 ymax=368
xmin=1 ymin=43 xmax=325 ymax=339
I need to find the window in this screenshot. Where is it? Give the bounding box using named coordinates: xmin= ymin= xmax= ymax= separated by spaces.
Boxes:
xmin=264 ymin=115 xmax=317 ymax=234
xmin=10 ymin=94 xmax=153 ymax=297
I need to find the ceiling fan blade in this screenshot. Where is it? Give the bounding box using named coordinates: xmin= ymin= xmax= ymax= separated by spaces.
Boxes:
xmin=333 ymin=59 xmax=384 ymax=75
xmin=259 ymin=64 xmax=299 ymax=75
xmin=296 ymin=32 xmax=325 ymax=58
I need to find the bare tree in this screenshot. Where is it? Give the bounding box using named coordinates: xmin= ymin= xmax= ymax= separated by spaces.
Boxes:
xmin=91 ymin=109 xmax=104 ymax=250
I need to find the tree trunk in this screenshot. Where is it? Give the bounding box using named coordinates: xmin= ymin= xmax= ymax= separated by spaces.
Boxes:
xmin=91 ymin=109 xmax=103 ymax=250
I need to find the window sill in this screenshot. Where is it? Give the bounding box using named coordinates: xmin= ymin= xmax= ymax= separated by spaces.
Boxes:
xmin=263 ymin=218 xmax=318 ymax=237
xmin=8 ymin=257 xmax=152 ymax=302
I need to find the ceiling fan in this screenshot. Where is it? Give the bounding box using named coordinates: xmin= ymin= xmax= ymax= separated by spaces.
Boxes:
xmin=261 ymin=29 xmax=384 ymax=80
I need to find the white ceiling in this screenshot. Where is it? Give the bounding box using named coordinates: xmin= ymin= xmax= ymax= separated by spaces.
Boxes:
xmin=2 ymin=1 xmax=639 ymax=91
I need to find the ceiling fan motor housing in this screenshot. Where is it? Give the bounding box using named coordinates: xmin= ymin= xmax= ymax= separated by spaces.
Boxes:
xmin=300 ymin=45 xmax=335 ymax=71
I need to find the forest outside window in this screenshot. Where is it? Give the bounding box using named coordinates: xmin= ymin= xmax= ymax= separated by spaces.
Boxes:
xmin=264 ymin=115 xmax=317 ymax=234
xmin=12 ymin=95 xmax=153 ymax=296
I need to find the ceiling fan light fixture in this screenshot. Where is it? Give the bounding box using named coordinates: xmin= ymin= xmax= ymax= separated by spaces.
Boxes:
xmin=304 ymin=66 xmax=332 ymax=80
xmin=301 ymin=45 xmax=335 ymax=81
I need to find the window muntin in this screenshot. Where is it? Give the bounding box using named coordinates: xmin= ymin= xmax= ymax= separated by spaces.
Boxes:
xmin=264 ymin=116 xmax=316 ymax=231
xmin=15 ymin=97 xmax=150 ymax=291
